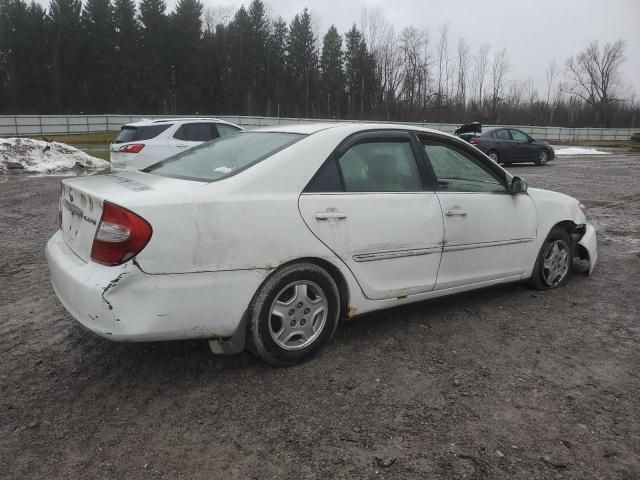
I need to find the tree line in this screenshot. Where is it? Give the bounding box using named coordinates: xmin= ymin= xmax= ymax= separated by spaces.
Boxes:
xmin=0 ymin=0 xmax=638 ymax=128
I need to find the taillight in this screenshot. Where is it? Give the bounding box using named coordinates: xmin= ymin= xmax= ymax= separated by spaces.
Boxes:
xmin=91 ymin=201 xmax=153 ymax=266
xmin=119 ymin=144 xmax=145 ymax=154
xmin=470 ymin=137 xmax=481 ymax=145
xmin=58 ymin=182 xmax=63 ymax=229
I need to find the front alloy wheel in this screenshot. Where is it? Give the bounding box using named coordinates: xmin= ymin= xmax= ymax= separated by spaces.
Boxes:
xmin=529 ymin=227 xmax=572 ymax=290
xmin=541 ymin=240 xmax=570 ymax=287
xmin=536 ymin=150 xmax=548 ymax=166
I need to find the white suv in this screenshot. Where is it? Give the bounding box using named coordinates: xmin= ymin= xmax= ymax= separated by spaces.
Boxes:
xmin=109 ymin=118 xmax=242 ymax=172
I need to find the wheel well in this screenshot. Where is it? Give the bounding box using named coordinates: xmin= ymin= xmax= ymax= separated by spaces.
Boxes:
xmin=551 ymin=220 xmax=577 ymax=237
xmin=269 ymin=257 xmax=350 ymax=317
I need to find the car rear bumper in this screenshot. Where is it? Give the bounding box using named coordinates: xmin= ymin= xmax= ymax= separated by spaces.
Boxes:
xmin=46 ymin=231 xmax=266 ymax=342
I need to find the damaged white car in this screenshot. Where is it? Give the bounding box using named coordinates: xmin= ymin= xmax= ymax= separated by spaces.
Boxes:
xmin=46 ymin=123 xmax=597 ymax=366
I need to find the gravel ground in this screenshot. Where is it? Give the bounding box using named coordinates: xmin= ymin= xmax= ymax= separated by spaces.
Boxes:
xmin=1 ymin=155 xmax=639 ymax=479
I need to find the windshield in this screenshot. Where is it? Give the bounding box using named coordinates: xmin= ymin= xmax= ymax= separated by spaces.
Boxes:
xmin=144 ymin=132 xmax=305 ymax=181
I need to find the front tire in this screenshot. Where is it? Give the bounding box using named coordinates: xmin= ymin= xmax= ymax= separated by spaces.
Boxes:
xmin=529 ymin=227 xmax=572 ymax=290
xmin=246 ymin=263 xmax=340 ymax=366
xmin=535 ymin=149 xmax=549 ymax=166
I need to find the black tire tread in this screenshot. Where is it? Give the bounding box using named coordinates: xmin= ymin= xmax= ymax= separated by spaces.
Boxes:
xmin=245 ymin=262 xmax=340 ymax=367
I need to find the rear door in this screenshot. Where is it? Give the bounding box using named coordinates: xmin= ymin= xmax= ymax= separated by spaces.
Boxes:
xmin=493 ymin=128 xmax=514 ymax=161
xmin=417 ymin=134 xmax=538 ymax=290
xmin=298 ymin=130 xmax=444 ymax=300
xmin=168 ymin=122 xmax=220 ymax=154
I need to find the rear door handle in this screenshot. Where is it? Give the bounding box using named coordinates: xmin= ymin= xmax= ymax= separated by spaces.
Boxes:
xmin=315 ymin=211 xmax=347 ymax=220
xmin=445 ymin=209 xmax=468 ymax=216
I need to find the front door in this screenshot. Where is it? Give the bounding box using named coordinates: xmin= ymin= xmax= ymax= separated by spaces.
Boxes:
xmin=418 ymin=134 xmax=538 ymax=290
xmin=509 ymin=129 xmax=534 ymax=161
xmin=298 ymin=131 xmax=444 ymax=300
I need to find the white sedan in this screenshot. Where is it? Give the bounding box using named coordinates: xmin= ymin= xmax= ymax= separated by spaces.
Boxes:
xmin=46 ymin=123 xmax=597 ymax=366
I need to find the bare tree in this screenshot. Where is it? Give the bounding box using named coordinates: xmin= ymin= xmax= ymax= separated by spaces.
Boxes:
xmin=455 ymin=37 xmax=470 ymax=108
xmin=490 ymin=48 xmax=510 ymax=110
xmin=545 ymin=58 xmax=557 ymax=105
xmin=203 ymin=5 xmax=235 ymax=33
xmin=564 ymin=40 xmax=626 ymax=126
xmin=360 ymin=6 xmax=402 ymax=115
xmin=525 ymin=78 xmax=538 ymax=105
xmin=435 ymin=23 xmax=451 ymax=104
xmin=471 ymin=44 xmax=490 ymax=107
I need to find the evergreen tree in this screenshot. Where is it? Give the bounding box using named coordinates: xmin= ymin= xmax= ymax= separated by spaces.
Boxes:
xmin=0 ymin=0 xmax=50 ymax=112
xmin=320 ymin=25 xmax=344 ymax=118
xmin=81 ymin=0 xmax=114 ymax=112
xmin=344 ymin=24 xmax=376 ymax=118
xmin=169 ymin=0 xmax=203 ymax=112
xmin=246 ymin=0 xmax=268 ymax=114
xmin=266 ymin=17 xmax=287 ymax=116
xmin=112 ymin=0 xmax=140 ymax=112
xmin=287 ymin=8 xmax=317 ymax=117
xmin=138 ymin=0 xmax=168 ymax=112
xmin=227 ymin=6 xmax=251 ymax=113
xmin=49 ymin=0 xmax=82 ymax=112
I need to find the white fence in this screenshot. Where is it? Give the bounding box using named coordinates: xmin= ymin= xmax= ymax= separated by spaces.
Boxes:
xmin=0 ymin=114 xmax=637 ymax=142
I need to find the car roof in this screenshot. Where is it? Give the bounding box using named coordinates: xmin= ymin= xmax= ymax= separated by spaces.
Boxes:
xmin=251 ymin=122 xmax=457 ymax=139
xmin=123 ymin=117 xmax=238 ymax=128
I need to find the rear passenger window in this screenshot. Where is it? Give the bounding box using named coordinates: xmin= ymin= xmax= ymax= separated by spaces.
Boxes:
xmin=306 ymin=159 xmax=343 ymax=192
xmin=495 ymin=129 xmax=510 ymax=140
xmin=174 ymin=123 xmax=220 ymax=142
xmin=337 ymin=141 xmax=422 ymax=192
xmin=114 ymin=124 xmax=171 ymax=143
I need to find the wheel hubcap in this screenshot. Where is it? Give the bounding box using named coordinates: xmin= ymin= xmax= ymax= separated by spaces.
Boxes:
xmin=268 ymin=281 xmax=328 ymax=351
xmin=542 ymin=240 xmax=570 ymax=287
xmin=489 ymin=153 xmax=498 ymax=161
xmin=540 ymin=151 xmax=548 ymax=164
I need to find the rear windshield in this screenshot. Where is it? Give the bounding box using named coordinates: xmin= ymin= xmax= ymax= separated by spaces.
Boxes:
xmin=143 ymin=132 xmax=304 ymax=182
xmin=114 ymin=124 xmax=171 ymax=143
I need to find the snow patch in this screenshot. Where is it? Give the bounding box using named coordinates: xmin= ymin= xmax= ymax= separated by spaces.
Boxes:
xmin=0 ymin=137 xmax=109 ymax=173
xmin=554 ymin=146 xmax=611 ymax=156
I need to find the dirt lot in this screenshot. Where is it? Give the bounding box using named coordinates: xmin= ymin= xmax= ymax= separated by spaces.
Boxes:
xmin=1 ymin=154 xmax=639 ymax=479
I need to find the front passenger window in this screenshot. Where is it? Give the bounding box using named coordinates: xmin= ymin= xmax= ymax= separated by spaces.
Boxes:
xmin=422 ymin=140 xmax=506 ymax=193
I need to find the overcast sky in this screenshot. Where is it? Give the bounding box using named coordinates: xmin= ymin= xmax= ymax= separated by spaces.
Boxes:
xmin=186 ymin=0 xmax=640 ymax=97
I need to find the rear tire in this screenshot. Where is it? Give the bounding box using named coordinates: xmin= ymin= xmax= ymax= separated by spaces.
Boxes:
xmin=529 ymin=227 xmax=572 ymax=290
xmin=488 ymin=150 xmax=500 ymax=163
xmin=246 ymin=263 xmax=340 ymax=367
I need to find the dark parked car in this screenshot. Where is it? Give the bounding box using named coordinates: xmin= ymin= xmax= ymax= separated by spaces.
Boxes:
xmin=631 ymin=132 xmax=640 ymax=143
xmin=460 ymin=126 xmax=555 ymax=166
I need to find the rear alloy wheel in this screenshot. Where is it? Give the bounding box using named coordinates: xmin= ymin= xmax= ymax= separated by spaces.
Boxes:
xmin=246 ymin=263 xmax=340 ymax=366
xmin=488 ymin=150 xmax=500 ymax=163
xmin=535 ymin=149 xmax=549 ymax=166
xmin=529 ymin=227 xmax=572 ymax=290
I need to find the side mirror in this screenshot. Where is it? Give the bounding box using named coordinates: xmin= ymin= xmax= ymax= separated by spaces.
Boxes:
xmin=510 ymin=176 xmax=528 ymax=194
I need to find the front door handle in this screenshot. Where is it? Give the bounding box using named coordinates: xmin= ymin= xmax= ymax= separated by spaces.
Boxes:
xmin=176 ymin=144 xmax=189 ymax=147
xmin=315 ymin=211 xmax=347 ymax=220
xmin=445 ymin=209 xmax=468 ymax=216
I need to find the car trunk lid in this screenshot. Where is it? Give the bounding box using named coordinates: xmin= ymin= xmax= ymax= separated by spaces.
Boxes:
xmin=60 ymin=172 xmax=204 ymax=262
